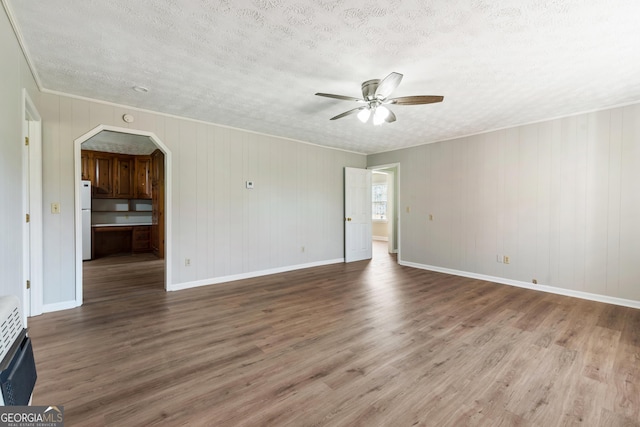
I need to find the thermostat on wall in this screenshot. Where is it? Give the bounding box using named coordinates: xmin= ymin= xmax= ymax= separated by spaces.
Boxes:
xmin=246 ymin=181 xmax=254 ymax=189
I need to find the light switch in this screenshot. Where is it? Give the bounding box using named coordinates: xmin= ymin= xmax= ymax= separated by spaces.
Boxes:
xmin=51 ymin=202 xmax=60 ymax=214
xmin=246 ymin=181 xmax=254 ymax=189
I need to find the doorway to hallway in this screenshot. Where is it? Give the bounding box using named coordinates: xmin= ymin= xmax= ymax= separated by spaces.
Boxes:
xmin=369 ymin=164 xmax=399 ymax=259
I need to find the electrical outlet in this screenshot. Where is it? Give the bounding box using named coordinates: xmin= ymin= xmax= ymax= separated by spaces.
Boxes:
xmin=532 ymin=279 xmax=538 ymax=284
xmin=503 ymin=255 xmax=510 ymax=264
xmin=185 ymin=258 xmax=191 ymax=267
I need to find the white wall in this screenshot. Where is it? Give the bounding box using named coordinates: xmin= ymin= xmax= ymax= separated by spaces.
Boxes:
xmin=37 ymin=92 xmax=365 ymax=305
xmin=368 ymin=105 xmax=640 ymax=305
xmin=0 ymin=4 xmax=39 ymax=311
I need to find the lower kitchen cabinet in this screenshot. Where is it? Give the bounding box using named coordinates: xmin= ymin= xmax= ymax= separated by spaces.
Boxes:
xmin=92 ymin=225 xmax=152 ymax=258
xmin=132 ymin=226 xmax=151 ymax=252
xmin=92 ymin=227 xmax=133 ymax=258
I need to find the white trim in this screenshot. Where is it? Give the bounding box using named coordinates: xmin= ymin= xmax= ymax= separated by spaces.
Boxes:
xmin=22 ymin=89 xmax=43 ymax=321
xmin=368 ymin=163 xmax=400 ymax=257
xmin=372 ymin=236 xmax=388 ymax=241
xmin=399 ymin=260 xmax=640 ymax=310
xmin=5 ymin=0 xmax=640 ymax=160
xmin=169 ymin=259 xmax=345 ymax=292
xmin=73 ymin=125 xmax=172 ymax=309
xmin=42 ymin=300 xmax=78 ymax=314
xmin=1 ymin=1 xmax=44 ymax=90
xmin=369 ymin=99 xmax=640 ymax=155
xmin=40 ymin=89 xmax=367 ymax=156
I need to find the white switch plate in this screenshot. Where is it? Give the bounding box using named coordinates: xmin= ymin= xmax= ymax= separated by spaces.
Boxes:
xmin=51 ymin=202 xmax=60 ymax=214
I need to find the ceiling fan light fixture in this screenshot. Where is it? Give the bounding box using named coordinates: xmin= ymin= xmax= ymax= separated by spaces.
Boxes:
xmin=315 ymin=72 xmax=443 ymax=124
xmin=357 ymin=108 xmax=371 ymax=123
xmin=373 ymin=106 xmax=390 ymax=125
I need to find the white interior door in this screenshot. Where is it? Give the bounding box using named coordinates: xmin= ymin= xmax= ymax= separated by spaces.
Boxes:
xmin=344 ymin=167 xmax=372 ymax=262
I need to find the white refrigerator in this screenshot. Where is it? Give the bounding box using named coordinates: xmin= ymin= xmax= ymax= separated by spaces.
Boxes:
xmin=81 ymin=180 xmax=92 ymax=260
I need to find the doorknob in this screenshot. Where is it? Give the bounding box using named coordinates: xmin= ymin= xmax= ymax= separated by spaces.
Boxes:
xmin=346 ymin=217 xmax=352 ymax=221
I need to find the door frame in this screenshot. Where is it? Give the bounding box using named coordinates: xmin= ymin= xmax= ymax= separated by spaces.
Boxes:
xmin=368 ymin=162 xmax=401 ymax=258
xmin=73 ymin=125 xmax=173 ymax=307
xmin=22 ymin=89 xmax=43 ymax=321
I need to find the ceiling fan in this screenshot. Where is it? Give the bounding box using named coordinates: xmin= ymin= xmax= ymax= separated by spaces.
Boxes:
xmin=315 ymin=72 xmax=444 ymax=125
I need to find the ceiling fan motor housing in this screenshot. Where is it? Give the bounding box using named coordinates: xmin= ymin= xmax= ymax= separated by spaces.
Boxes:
xmin=361 ymin=79 xmax=380 ymax=100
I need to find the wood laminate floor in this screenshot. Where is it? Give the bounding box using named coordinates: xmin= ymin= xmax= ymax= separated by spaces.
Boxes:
xmin=29 ymin=243 xmax=640 ymax=426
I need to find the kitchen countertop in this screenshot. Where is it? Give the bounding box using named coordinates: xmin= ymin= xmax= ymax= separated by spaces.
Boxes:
xmin=92 ymin=223 xmax=152 ymax=227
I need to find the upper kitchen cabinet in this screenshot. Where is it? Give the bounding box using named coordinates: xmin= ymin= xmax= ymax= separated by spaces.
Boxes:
xmin=84 ymin=150 xmax=157 ymax=200
xmin=114 ymin=155 xmax=135 ymax=198
xmin=81 ymin=150 xmax=92 ymax=181
xmin=92 ymin=152 xmax=114 ymax=198
xmin=135 ymin=156 xmax=152 ymax=199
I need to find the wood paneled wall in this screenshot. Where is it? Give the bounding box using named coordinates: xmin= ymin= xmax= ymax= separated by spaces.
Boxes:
xmin=0 ymin=6 xmax=39 ymax=313
xmin=368 ymin=105 xmax=640 ymax=304
xmin=37 ymin=93 xmax=365 ymax=306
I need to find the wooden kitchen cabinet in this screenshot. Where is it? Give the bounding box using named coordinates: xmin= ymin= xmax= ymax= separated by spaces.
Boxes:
xmin=132 ymin=226 xmax=151 ymax=252
xmin=135 ymin=156 xmax=152 ymax=199
xmin=85 ymin=150 xmax=154 ymax=199
xmin=151 ymin=149 xmax=165 ymax=259
xmin=114 ymin=155 xmax=135 ymax=198
xmin=93 ymin=225 xmax=152 ymax=258
xmin=92 ymin=153 xmax=114 ymax=198
xmin=81 ymin=150 xmax=92 ymax=181
xmin=92 ymin=226 xmax=133 ymax=258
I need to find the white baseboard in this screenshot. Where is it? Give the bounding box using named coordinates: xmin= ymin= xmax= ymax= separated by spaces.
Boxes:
xmin=169 ymin=258 xmax=345 ymax=292
xmin=399 ymin=260 xmax=640 ymax=310
xmin=372 ymin=236 xmax=389 ymax=241
xmin=42 ymin=300 xmax=79 ymax=313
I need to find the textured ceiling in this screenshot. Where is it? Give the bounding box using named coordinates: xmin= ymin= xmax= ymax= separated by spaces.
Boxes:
xmin=6 ymin=0 xmax=640 ymax=154
xmin=82 ymin=131 xmax=157 ymax=155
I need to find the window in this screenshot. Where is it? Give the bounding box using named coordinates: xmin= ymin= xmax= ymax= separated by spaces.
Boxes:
xmin=372 ymin=183 xmax=387 ymax=220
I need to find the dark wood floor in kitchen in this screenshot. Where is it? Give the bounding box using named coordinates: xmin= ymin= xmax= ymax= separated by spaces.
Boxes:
xmin=28 ymin=242 xmax=640 ymax=426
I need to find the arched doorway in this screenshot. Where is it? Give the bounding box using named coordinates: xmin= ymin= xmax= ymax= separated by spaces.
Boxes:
xmin=73 ymin=125 xmax=172 ymax=306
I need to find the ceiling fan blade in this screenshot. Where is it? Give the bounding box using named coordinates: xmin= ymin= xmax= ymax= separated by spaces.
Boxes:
xmin=385 ymin=108 xmax=397 ymax=123
xmin=330 ymin=106 xmax=367 ymax=120
xmin=374 ymin=72 xmax=403 ymax=100
xmin=387 ymin=95 xmax=444 ymax=105
xmin=315 ymin=93 xmax=364 ymax=102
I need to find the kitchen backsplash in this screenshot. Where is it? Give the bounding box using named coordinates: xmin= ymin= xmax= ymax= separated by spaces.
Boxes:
xmin=92 ymin=199 xmax=152 ymax=225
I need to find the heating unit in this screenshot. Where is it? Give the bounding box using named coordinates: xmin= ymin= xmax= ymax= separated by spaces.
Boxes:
xmin=0 ymin=296 xmax=37 ymax=406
